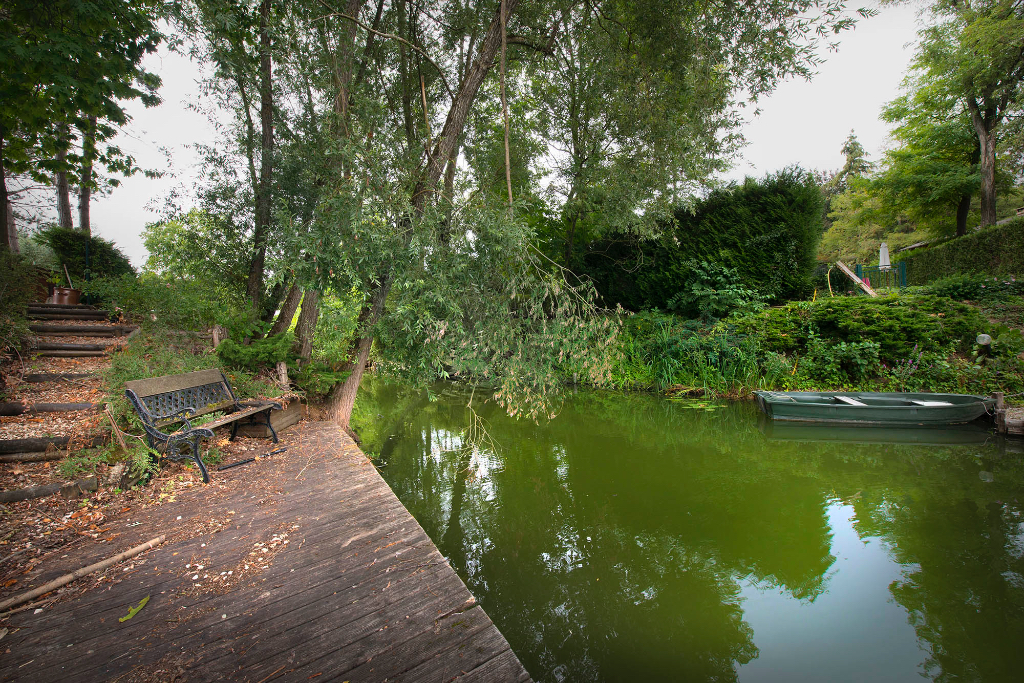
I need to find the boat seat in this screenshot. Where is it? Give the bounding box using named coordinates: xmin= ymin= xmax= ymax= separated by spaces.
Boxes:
xmin=834 ymin=396 xmax=868 ymax=407
xmin=910 ymin=400 xmax=953 ymax=407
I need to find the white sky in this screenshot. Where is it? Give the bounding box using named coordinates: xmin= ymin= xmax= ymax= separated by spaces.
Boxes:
xmin=86 ymin=2 xmax=922 ymax=266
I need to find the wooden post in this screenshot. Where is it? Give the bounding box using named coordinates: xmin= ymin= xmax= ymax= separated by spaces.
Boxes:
xmin=993 ymin=392 xmax=1007 ymax=434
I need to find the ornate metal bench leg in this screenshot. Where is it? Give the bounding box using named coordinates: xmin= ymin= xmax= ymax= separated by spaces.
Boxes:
xmin=265 ymin=410 xmax=279 ymax=443
xmin=191 ymin=440 xmax=210 ymax=484
xmin=230 ymin=420 xmax=239 ymax=442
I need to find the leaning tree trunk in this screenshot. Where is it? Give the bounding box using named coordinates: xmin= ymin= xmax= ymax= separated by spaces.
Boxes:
xmin=323 ymin=0 xmax=521 ymax=429
xmin=269 ymin=281 xmax=302 ymax=336
xmin=293 ymin=289 xmax=319 ymax=365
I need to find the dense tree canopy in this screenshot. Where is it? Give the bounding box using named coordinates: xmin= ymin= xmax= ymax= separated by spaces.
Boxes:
xmin=0 ymin=0 xmax=163 ymax=247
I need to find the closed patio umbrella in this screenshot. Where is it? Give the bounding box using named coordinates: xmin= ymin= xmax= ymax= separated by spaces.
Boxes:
xmin=879 ymin=242 xmax=890 ymax=270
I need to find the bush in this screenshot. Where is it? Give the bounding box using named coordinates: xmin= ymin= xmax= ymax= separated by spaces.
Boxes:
xmin=35 ymin=225 xmax=134 ymax=284
xmin=666 ymin=260 xmax=765 ymax=322
xmin=582 ymin=167 xmax=823 ymax=310
xmin=216 ymin=317 xmax=295 ymax=372
xmin=898 ymin=217 xmax=1024 ymax=285
xmin=0 ymin=251 xmax=41 ymax=381
xmin=84 ymin=273 xmax=243 ymax=330
xmin=924 ymin=273 xmax=1024 ymax=301
xmin=734 ymin=294 xmax=990 ymax=365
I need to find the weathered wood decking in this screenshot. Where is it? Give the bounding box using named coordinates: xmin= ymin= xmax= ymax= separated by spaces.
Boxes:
xmin=0 ymin=422 xmax=530 ymax=682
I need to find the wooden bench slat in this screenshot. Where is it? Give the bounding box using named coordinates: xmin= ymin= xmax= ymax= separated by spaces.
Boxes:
xmin=200 ymin=404 xmax=276 ymax=431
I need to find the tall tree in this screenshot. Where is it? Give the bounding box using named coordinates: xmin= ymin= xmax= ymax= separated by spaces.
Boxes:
xmin=0 ymin=0 xmax=162 ymax=250
xmin=912 ymin=0 xmax=1024 ymax=226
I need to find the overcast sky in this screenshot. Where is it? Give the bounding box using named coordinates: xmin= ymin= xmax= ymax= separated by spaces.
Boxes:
xmin=86 ymin=2 xmax=923 ymax=266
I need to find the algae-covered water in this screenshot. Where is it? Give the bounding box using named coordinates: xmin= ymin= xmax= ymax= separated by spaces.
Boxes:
xmin=351 ymin=378 xmax=1024 ymax=682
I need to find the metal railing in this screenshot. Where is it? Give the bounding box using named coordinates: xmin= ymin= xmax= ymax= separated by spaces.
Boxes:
xmin=855 ymin=261 xmax=907 ymax=290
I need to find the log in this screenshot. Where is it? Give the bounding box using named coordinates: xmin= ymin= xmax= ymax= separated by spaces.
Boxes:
xmin=0 ymin=475 xmax=97 ymax=503
xmin=29 ymin=324 xmax=132 ymax=335
xmin=33 ymin=342 xmax=108 ymax=351
xmin=22 ymin=373 xmax=97 ymax=383
xmin=33 ymin=350 xmax=106 ymax=357
xmin=26 ymin=302 xmax=98 ymax=310
xmin=0 ymin=452 xmax=60 ymax=463
xmin=0 ymin=435 xmax=104 ymax=454
xmin=27 ymin=313 xmax=109 ymax=321
xmin=0 ymin=535 xmax=166 ymax=613
xmin=0 ymin=402 xmax=98 ymax=416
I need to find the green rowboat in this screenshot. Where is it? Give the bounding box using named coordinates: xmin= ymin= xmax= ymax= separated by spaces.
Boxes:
xmin=754 ymin=391 xmax=995 ymax=426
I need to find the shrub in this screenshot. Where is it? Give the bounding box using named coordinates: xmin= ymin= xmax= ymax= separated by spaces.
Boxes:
xmin=924 ymin=273 xmax=1024 ymax=301
xmin=84 ymin=273 xmax=243 ymax=330
xmin=666 ymin=260 xmax=765 ymax=322
xmin=898 ymin=217 xmax=1024 ymax=284
xmin=582 ymin=167 xmax=823 ymax=310
xmin=0 ymin=251 xmax=40 ymax=383
xmin=35 ymin=225 xmax=134 ymax=284
xmin=734 ymin=294 xmax=990 ymax=365
xmin=216 ymin=317 xmax=295 ymax=372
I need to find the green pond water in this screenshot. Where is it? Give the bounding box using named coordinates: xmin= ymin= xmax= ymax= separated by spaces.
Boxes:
xmin=351 ymin=379 xmax=1024 ymax=682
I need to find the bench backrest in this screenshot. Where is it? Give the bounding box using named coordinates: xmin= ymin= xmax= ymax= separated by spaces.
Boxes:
xmin=125 ymin=368 xmax=237 ymax=426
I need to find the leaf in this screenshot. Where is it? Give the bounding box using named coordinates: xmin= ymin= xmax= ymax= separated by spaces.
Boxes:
xmin=119 ymin=595 xmax=150 ymax=623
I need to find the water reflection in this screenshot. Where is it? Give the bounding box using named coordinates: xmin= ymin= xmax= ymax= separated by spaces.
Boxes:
xmin=352 ymin=378 xmax=1024 ymax=682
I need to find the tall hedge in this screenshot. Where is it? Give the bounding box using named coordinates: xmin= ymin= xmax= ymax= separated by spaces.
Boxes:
xmin=580 ymin=167 xmax=822 ymax=310
xmin=898 ymin=217 xmax=1024 ymax=285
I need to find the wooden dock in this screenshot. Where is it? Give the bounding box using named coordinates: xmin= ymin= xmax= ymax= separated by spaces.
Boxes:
xmin=0 ymin=422 xmax=531 ymax=682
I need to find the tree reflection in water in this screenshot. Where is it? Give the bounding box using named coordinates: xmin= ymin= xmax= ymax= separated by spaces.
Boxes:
xmin=351 ymin=378 xmax=1024 ymax=682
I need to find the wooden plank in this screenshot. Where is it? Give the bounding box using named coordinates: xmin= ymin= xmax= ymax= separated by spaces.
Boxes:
xmin=835 ymin=260 xmax=879 ymax=297
xmin=234 ymin=400 xmax=304 ymax=437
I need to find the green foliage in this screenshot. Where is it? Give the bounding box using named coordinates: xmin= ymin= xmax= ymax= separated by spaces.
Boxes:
xmin=294 ymin=363 xmax=352 ymax=401
xmin=0 ymin=250 xmax=38 ymax=373
xmin=924 ymin=273 xmax=1024 ymax=301
xmin=734 ymin=294 xmax=989 ymax=365
xmin=0 ymin=0 xmax=162 ymax=190
xmin=141 ymin=210 xmax=249 ymax=292
xmin=899 ymin=218 xmax=1024 ymax=284
xmin=216 ymin=318 xmax=295 ymax=372
xmin=799 ymin=330 xmax=882 ymax=385
xmin=984 ymin=325 xmax=1024 ymax=360
xmin=583 ymin=168 xmax=823 ymax=311
xmin=35 ymin=225 xmax=134 ymax=284
xmin=83 ymin=272 xmax=243 ymax=330
xmin=666 ymin=260 xmax=765 ymax=322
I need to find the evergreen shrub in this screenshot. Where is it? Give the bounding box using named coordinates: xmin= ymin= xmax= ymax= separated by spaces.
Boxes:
xmin=733 ymin=294 xmax=989 ymax=364
xmin=582 ymin=167 xmax=822 ymax=311
xmin=898 ymin=217 xmax=1024 ymax=284
xmin=36 ymin=225 xmax=135 ymax=283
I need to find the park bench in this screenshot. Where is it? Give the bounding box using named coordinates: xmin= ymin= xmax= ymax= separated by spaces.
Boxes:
xmin=125 ymin=368 xmax=282 ymax=483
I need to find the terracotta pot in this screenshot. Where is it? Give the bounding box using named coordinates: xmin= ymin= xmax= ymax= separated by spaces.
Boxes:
xmin=53 ymin=287 xmax=82 ymax=305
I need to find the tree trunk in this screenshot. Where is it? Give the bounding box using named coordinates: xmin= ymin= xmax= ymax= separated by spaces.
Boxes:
xmin=0 ymin=124 xmax=15 ymax=252
xmin=955 ymin=192 xmax=971 ymax=237
xmin=245 ymin=0 xmax=275 ymax=312
xmin=325 ymin=0 xmax=521 ymax=429
xmin=78 ymin=116 xmax=96 ymax=236
xmin=56 ymin=160 xmax=73 ymax=230
xmin=968 ymin=99 xmax=998 ymax=227
xmin=293 ymin=289 xmax=319 ymax=364
xmin=269 ymin=281 xmax=302 ymax=336
xmin=259 ymin=279 xmax=286 ymax=325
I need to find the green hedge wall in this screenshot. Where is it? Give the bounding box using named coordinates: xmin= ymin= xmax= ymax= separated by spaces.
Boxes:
xmin=898 ymin=217 xmax=1024 ymax=284
xmin=580 ymin=167 xmax=823 ymax=310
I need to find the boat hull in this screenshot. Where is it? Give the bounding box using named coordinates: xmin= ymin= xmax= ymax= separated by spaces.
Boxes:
xmin=754 ymin=391 xmax=995 ymax=426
